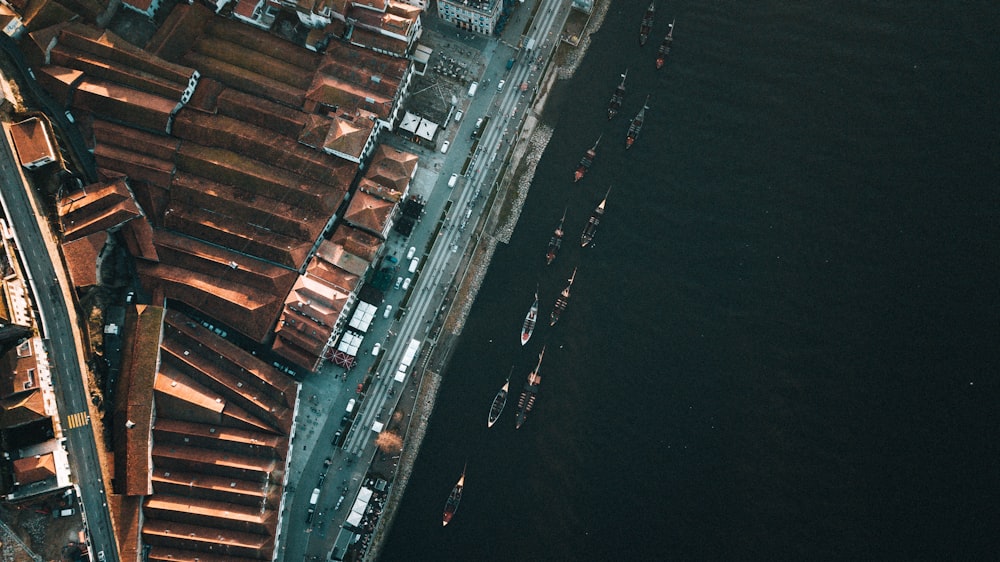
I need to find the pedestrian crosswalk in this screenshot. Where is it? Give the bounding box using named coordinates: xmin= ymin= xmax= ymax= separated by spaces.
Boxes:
xmin=66 ymin=411 xmax=89 ymax=429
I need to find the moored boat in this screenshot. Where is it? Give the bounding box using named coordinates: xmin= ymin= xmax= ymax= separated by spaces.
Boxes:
xmin=574 ymin=135 xmax=601 ymax=182
xmin=656 ymin=19 xmax=675 ymax=69
xmin=607 ymin=71 xmax=628 ymax=120
xmin=520 ymin=288 xmax=539 ymax=346
xmin=581 ymin=187 xmax=610 ymax=248
xmin=515 ymin=347 xmax=546 ymax=430
xmin=626 ymin=95 xmax=650 ymax=150
xmin=550 ymin=267 xmax=577 ymax=327
xmin=487 ymin=367 xmax=512 ymax=428
xmin=639 ymin=2 xmax=656 ymax=46
xmin=545 ymin=208 xmax=567 ymax=265
xmin=442 ymin=463 xmax=466 ymax=526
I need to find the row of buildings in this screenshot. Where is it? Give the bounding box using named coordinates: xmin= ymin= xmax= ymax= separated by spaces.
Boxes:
xmin=0 ymin=0 xmax=495 ymax=559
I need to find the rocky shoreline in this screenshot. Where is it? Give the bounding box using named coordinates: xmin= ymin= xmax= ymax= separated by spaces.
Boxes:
xmin=364 ymin=4 xmax=609 ymax=559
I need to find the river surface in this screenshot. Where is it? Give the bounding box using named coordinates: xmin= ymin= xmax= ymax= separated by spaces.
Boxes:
xmin=380 ymin=1 xmax=999 ymax=559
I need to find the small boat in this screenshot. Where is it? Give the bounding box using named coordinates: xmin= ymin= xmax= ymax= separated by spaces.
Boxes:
xmin=581 ymin=187 xmax=610 ymax=248
xmin=442 ymin=463 xmax=466 ymax=526
xmin=545 ymin=209 xmax=566 ymax=265
xmin=656 ymin=19 xmax=675 ymax=69
xmin=515 ymin=347 xmax=546 ymax=430
xmin=550 ymin=267 xmax=577 ymax=327
xmin=573 ymin=135 xmax=601 ymax=182
xmin=520 ymin=288 xmax=539 ymax=346
xmin=626 ymin=95 xmax=650 ymax=150
xmin=487 ymin=367 xmax=512 ymax=428
xmin=607 ymin=71 xmax=627 ymax=120
xmin=639 ymin=2 xmax=656 ymax=46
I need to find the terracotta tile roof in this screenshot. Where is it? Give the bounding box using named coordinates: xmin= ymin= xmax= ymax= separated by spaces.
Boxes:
xmin=9 ymin=118 xmax=55 ymax=168
xmin=163 ymin=309 xmax=297 ymax=409
xmin=283 ymin=274 xmax=350 ymax=329
xmin=143 ymin=495 xmax=275 ymax=532
xmin=321 ymin=113 xmax=372 ymax=160
xmin=343 ymin=189 xmax=394 ymax=237
xmin=151 ymin=468 xmax=271 ymax=505
xmin=145 ymin=547 xmax=264 ymax=562
xmin=152 ymin=228 xmax=297 ymax=296
xmin=364 ymin=143 xmax=417 ymax=195
xmin=12 ymin=453 xmax=56 ymax=484
xmin=304 ymin=73 xmax=392 ymax=118
xmin=57 ymin=176 xmax=131 ymax=220
xmin=329 ymin=223 xmax=382 ymax=262
xmin=205 ymin=16 xmax=319 ymax=72
xmin=270 ymin=334 xmax=322 ymax=372
xmin=58 ymin=23 xmax=197 ymax=85
xmin=114 ymin=304 xmax=164 ymax=497
xmin=314 ymin=237 xmax=370 ymax=276
xmin=233 ymin=0 xmax=260 ymax=19
xmin=190 ymin=35 xmax=313 ymax=91
xmin=316 ymin=39 xmax=407 ymax=99
xmin=183 ymin=51 xmax=306 ymax=108
xmin=306 ymin=253 xmax=360 ymax=294
xmin=151 ymin=443 xmax=278 ymax=478
xmin=126 ymin=180 xmax=170 ymax=229
xmin=174 ymin=142 xmax=338 ymax=212
xmin=0 ymin=390 xmax=46 ymax=428
xmin=172 ymin=108 xmax=353 ymax=187
xmin=170 ymin=172 xmax=326 ymax=243
xmin=92 ymin=119 xmax=182 ymax=161
xmin=155 ymin=363 xmax=270 ymax=433
xmin=163 ymin=202 xmax=313 ymax=270
xmin=120 ymin=215 xmax=159 ymax=262
xmin=216 ymin=88 xmax=308 ymax=139
xmin=95 ymin=143 xmax=175 ymax=190
xmin=34 ymin=66 xmax=84 ymax=107
xmin=74 ymin=76 xmax=177 ymax=133
xmin=153 ymin=418 xmax=286 ymax=459
xmin=110 ymin=496 xmax=142 ymax=562
xmin=142 ymin=519 xmax=273 ymax=559
xmin=145 ymin=3 xmax=214 ymax=64
xmin=50 ymin=44 xmax=189 ymax=102
xmin=137 ymin=262 xmax=283 ymax=343
xmin=62 ymin=232 xmax=106 ymax=289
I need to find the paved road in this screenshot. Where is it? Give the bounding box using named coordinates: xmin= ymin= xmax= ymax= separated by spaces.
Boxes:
xmin=0 ymin=128 xmax=117 ymax=560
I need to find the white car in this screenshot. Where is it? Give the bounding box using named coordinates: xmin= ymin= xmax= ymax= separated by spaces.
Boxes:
xmin=440 ymin=140 xmax=450 ymax=153
xmin=448 ymin=173 xmax=458 ymax=188
xmin=497 ymin=79 xmax=506 ymax=91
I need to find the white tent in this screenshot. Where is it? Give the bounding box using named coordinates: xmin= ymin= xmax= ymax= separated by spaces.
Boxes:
xmin=371 ymin=420 xmax=384 ymax=433
xmin=399 ymin=111 xmax=420 ymax=134
xmin=416 ymin=118 xmax=438 ymax=141
xmin=346 ymin=510 xmax=362 ymax=527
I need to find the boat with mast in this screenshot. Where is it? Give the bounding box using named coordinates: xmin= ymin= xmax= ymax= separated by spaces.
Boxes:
xmin=574 ymin=135 xmax=601 ymax=182
xmin=441 ymin=462 xmax=466 ymax=526
xmin=639 ymin=2 xmax=656 ymax=46
xmin=520 ymin=288 xmax=539 ymax=346
xmin=487 ymin=367 xmax=512 ymax=428
xmin=545 ymin=209 xmax=566 ymax=265
xmin=607 ymin=71 xmax=627 ymax=120
xmin=626 ymin=95 xmax=650 ymax=150
xmin=581 ymin=187 xmax=610 ymax=248
xmin=515 ymin=347 xmax=546 ymax=430
xmin=656 ymin=19 xmax=675 ymax=69
xmin=550 ymin=267 xmax=577 ymax=326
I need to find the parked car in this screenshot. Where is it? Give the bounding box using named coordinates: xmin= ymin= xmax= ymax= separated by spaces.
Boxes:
xmin=440 ymin=140 xmax=450 ymax=153
xmin=402 ymin=278 xmax=411 ymax=290
xmin=497 ymin=79 xmax=506 ymax=91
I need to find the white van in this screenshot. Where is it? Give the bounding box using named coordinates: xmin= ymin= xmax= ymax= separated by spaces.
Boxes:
xmin=408 ymin=258 xmax=419 ymax=273
xmin=402 ymin=277 xmax=412 ymax=290
xmin=467 ymin=82 xmax=478 ymax=97
xmin=371 ymin=343 xmax=381 ymax=356
xmin=448 ymin=173 xmax=458 ymax=188
xmin=346 ymin=398 xmax=356 ymax=413
xmin=383 ymin=304 xmax=392 ymax=318
xmin=454 ymin=110 xmax=463 ymax=122
xmin=406 ymin=246 xmax=416 ymax=259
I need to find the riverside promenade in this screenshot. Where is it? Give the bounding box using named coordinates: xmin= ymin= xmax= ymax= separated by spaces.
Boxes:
xmin=358 ymin=1 xmax=612 ymax=560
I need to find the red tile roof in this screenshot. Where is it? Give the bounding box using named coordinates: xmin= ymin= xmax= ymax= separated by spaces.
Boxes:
xmin=12 ymin=453 xmax=56 ymax=485
xmin=74 ymin=77 xmax=177 ymax=133
xmin=329 ymin=223 xmax=382 ymax=262
xmin=9 ymin=118 xmax=55 ymax=168
xmin=343 ymin=188 xmax=394 ymax=237
xmin=63 ymin=232 xmax=106 ymax=289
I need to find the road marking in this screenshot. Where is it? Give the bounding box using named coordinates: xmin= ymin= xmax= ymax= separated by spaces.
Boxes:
xmin=66 ymin=411 xmax=89 ymax=429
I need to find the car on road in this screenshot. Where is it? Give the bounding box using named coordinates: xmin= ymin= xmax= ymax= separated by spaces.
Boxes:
xmin=383 ymin=304 xmax=393 ymax=318
xmin=497 ymin=79 xmax=506 ymax=91
xmin=448 ymin=173 xmax=458 ymax=188
xmin=440 ymin=140 xmax=450 ymax=153
xmin=402 ymin=277 xmax=411 ymax=290
xmin=454 ymin=110 xmax=463 ymax=122
xmin=395 ymin=276 xmax=402 ymax=289
xmin=371 ymin=343 xmax=381 ymax=356
xmin=407 ymin=246 xmax=416 ymax=259
xmin=332 ymin=430 xmax=343 ymax=446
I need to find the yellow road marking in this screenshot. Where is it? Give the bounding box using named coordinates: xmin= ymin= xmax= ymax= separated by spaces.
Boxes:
xmin=66 ymin=411 xmax=89 ymax=429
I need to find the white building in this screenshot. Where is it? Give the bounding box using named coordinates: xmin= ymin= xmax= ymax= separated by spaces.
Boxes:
xmin=436 ymin=0 xmax=502 ymax=36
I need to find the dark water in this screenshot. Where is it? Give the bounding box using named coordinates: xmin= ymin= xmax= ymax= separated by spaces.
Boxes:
xmin=380 ymin=1 xmax=1000 ymax=559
